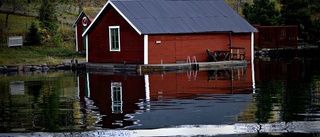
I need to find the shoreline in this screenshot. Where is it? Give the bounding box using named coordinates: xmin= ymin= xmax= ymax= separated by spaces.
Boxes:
xmin=0 ymin=59 xmax=86 ymax=74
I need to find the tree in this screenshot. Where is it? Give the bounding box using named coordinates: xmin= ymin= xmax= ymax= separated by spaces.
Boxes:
xmin=225 ymin=0 xmax=249 ymax=13
xmin=242 ymin=0 xmax=280 ymax=26
xmin=308 ymin=0 xmax=320 ymax=42
xmin=2 ymin=0 xmax=24 ymax=28
xmin=279 ymin=0 xmax=311 ymax=41
xmin=0 ymin=20 xmax=3 ymax=43
xmin=25 ymin=22 xmax=41 ymax=46
xmin=39 ymin=0 xmax=58 ymax=35
xmin=0 ymin=1 xmax=4 ymax=8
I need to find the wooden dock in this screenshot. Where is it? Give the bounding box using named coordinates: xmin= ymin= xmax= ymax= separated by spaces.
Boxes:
xmin=85 ymin=60 xmax=248 ymax=75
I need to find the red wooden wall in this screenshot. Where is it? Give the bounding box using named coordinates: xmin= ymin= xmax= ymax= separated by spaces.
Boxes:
xmin=253 ymin=25 xmax=298 ymax=49
xmin=76 ymin=13 xmax=91 ymax=52
xmin=148 ymin=33 xmax=252 ymax=64
xmin=87 ymin=5 xmax=144 ymax=64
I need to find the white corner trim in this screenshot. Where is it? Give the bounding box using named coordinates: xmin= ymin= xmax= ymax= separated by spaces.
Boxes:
xmin=144 ymin=75 xmax=150 ymax=101
xmin=72 ymin=11 xmax=84 ymax=27
xmin=251 ymin=61 xmax=256 ymax=94
xmin=82 ymin=1 xmax=142 ymax=37
xmin=251 ymin=32 xmax=254 ymax=63
xmin=86 ymin=73 xmax=91 ymax=98
xmin=82 ymin=1 xmax=110 ymax=37
xmin=144 ymin=35 xmax=148 ymax=64
xmin=75 ymin=26 xmax=78 ymax=52
xmin=86 ymin=35 xmax=89 ymax=62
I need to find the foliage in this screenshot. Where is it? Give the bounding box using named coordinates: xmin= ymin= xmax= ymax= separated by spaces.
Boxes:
xmin=39 ymin=0 xmax=58 ymax=36
xmin=25 ymin=22 xmax=41 ymax=46
xmin=279 ymin=0 xmax=311 ymax=41
xmin=309 ymin=19 xmax=320 ymax=42
xmin=2 ymin=0 xmax=25 ymax=27
xmin=0 ymin=20 xmax=3 ymax=43
xmin=308 ymin=1 xmax=320 ymax=42
xmin=58 ymin=24 xmax=74 ymax=40
xmin=242 ymin=0 xmax=280 ymax=26
xmin=0 ymin=0 xmax=4 ymax=8
xmin=242 ymin=0 xmax=320 ymax=43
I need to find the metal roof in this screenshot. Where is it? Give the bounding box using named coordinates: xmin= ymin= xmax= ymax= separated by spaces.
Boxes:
xmin=83 ymin=0 xmax=257 ymax=36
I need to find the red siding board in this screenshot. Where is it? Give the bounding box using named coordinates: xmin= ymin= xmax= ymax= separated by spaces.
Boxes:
xmin=76 ymin=22 xmax=84 ymax=52
xmin=88 ymin=5 xmax=144 ymax=64
xmin=148 ymin=34 xmax=252 ymax=64
xmin=75 ymin=13 xmax=91 ymax=52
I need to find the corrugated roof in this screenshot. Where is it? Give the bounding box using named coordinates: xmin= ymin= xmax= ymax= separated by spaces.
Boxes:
xmin=83 ymin=0 xmax=257 ymax=36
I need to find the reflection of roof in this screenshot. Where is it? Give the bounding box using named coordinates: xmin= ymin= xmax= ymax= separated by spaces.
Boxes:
xmin=83 ymin=0 xmax=257 ymax=36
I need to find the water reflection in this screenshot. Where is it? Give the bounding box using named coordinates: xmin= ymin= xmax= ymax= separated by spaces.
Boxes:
xmin=78 ymin=65 xmax=254 ymax=129
xmin=0 ymin=72 xmax=79 ymax=132
xmin=0 ymin=58 xmax=320 ymax=136
xmin=254 ymin=59 xmax=320 ymax=124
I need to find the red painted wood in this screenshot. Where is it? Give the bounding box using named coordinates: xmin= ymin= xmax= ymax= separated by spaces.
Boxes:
xmin=75 ymin=13 xmax=91 ymax=52
xmin=253 ymin=25 xmax=298 ymax=49
xmin=148 ymin=33 xmax=252 ymax=64
xmin=87 ymin=5 xmax=144 ymax=64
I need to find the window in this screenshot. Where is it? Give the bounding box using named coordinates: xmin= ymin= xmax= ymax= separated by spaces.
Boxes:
xmin=111 ymin=82 xmax=122 ymax=113
xmin=109 ymin=26 xmax=120 ymax=51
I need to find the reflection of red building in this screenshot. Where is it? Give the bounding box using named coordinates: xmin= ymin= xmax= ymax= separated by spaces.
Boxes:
xmin=78 ymin=65 xmax=254 ymax=128
xmin=253 ymin=25 xmax=298 ymax=49
xmin=254 ymin=59 xmax=299 ymax=81
xmin=148 ymin=65 xmax=253 ymax=100
xmin=78 ymin=74 xmax=146 ymax=129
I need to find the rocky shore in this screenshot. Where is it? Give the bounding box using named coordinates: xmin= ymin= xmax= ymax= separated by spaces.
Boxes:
xmin=0 ymin=61 xmax=85 ymax=75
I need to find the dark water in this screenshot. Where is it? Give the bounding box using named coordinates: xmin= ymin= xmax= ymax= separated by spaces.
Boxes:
xmin=1 ymin=58 xmax=320 ymax=136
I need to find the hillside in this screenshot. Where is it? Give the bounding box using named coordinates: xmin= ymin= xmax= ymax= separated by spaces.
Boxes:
xmin=0 ymin=1 xmax=105 ymax=65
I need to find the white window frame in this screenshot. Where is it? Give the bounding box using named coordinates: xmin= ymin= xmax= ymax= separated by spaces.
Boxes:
xmin=111 ymin=82 xmax=123 ymax=114
xmin=109 ymin=26 xmax=120 ymax=52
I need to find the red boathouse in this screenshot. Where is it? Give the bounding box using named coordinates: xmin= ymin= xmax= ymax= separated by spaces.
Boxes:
xmin=73 ymin=11 xmax=95 ymax=53
xmin=82 ymin=0 xmax=257 ymax=64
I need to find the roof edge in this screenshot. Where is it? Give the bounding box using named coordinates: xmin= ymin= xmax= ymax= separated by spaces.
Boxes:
xmin=82 ymin=1 xmax=142 ymax=37
xmin=142 ymin=31 xmax=259 ymax=35
xmin=72 ymin=11 xmax=86 ymax=27
xmin=82 ymin=1 xmax=110 ymax=37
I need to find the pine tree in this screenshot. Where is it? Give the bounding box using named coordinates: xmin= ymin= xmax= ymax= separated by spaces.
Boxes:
xmin=242 ymin=0 xmax=280 ymax=26
xmin=26 ymin=22 xmax=41 ymax=46
xmin=279 ymin=0 xmax=311 ymax=40
xmin=39 ymin=0 xmax=58 ymax=35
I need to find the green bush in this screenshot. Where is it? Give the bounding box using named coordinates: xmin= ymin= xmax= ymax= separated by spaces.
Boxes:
xmin=25 ymin=22 xmax=41 ymax=46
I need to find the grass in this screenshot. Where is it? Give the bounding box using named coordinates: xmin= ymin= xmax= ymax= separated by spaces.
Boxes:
xmin=0 ymin=13 xmax=38 ymax=35
xmin=0 ymin=43 xmax=85 ymax=66
xmin=0 ymin=4 xmax=85 ymax=66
